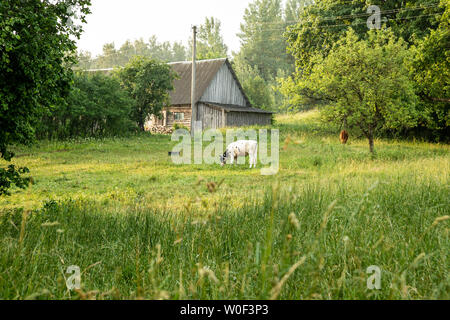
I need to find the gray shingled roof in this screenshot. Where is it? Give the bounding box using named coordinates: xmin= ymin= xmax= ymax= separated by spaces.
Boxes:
xmin=168 ymin=58 xmax=251 ymax=107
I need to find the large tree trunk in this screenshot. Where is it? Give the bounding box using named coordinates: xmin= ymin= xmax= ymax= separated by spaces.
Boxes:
xmin=138 ymin=109 xmax=145 ymax=131
xmin=138 ymin=121 xmax=145 ymax=132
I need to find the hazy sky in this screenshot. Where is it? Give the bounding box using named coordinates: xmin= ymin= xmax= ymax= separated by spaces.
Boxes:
xmin=76 ymin=0 xmax=257 ymax=58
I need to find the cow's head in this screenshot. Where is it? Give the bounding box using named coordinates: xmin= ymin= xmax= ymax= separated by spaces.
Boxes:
xmin=220 ymin=151 xmax=228 ymax=167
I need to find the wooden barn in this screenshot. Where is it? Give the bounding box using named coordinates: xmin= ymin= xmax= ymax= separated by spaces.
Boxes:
xmin=147 ymin=58 xmax=273 ymax=130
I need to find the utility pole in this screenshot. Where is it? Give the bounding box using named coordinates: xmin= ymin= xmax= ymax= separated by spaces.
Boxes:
xmin=190 ymin=25 xmax=197 ymax=136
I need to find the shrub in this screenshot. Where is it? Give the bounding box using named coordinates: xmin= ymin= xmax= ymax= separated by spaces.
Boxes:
xmin=37 ymin=73 xmax=136 ymax=139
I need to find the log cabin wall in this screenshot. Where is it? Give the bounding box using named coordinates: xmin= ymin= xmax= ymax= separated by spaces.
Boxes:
xmin=165 ymin=105 xmax=192 ymax=128
xmin=154 ymin=104 xmax=272 ymax=130
xmin=226 ymin=111 xmax=272 ymax=127
xmin=152 ymin=105 xmax=192 ymax=128
xmin=197 ymin=103 xmax=224 ymax=129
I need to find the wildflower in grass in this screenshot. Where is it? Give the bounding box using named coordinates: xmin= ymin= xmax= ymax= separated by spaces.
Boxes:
xmin=288 ymin=212 xmax=300 ymax=230
xmin=41 ymin=221 xmax=60 ymax=227
xmin=432 ymin=216 xmax=449 ymax=227
xmin=198 ymin=265 xmax=219 ymax=284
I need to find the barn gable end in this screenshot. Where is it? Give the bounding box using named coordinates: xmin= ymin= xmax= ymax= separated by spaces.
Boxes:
xmin=148 ymin=58 xmax=272 ymax=130
xmin=200 ymin=62 xmax=248 ymax=107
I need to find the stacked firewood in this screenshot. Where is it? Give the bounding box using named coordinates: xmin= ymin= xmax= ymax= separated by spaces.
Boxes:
xmin=147 ymin=125 xmax=174 ymax=135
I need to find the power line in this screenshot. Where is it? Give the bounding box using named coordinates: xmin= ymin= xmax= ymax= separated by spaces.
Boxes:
xmin=239 ymin=5 xmax=443 ymax=34
xmin=304 ymin=3 xmax=441 ymax=22
xmin=241 ymin=3 xmax=441 ymax=30
xmin=314 ymin=12 xmax=444 ymax=29
xmin=238 ymin=12 xmax=444 ymax=43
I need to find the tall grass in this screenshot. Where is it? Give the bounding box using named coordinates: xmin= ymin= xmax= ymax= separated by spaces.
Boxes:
xmin=1 ymin=110 xmax=448 ymax=299
xmin=1 ymin=175 xmax=448 ymax=300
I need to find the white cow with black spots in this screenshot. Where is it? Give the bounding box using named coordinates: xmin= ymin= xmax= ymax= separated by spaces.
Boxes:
xmin=220 ymin=140 xmax=258 ymax=168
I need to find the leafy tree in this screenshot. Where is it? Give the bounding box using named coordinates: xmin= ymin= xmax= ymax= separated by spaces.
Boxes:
xmin=0 ymin=0 xmax=91 ymax=195
xmin=147 ymin=36 xmax=187 ymax=62
xmin=284 ymin=0 xmax=312 ymax=23
xmin=172 ymin=42 xmax=188 ymax=61
xmin=285 ymin=0 xmax=444 ymax=73
xmin=133 ymin=38 xmax=150 ymax=56
xmin=118 ymin=40 xmax=137 ymax=66
xmin=37 ymin=73 xmax=135 ymax=139
xmin=76 ymin=50 xmax=93 ymax=70
xmin=116 ymin=56 xmax=177 ymax=131
xmin=95 ymin=42 xmax=120 ymax=68
xmin=233 ymin=0 xmax=306 ymax=112
xmin=408 ymin=0 xmax=449 ymax=140
xmin=297 ymin=29 xmax=418 ymax=153
xmin=234 ymin=62 xmax=273 ymax=110
xmin=0 ymin=165 xmax=30 ymax=196
xmin=233 ymin=0 xmax=316 ymax=112
xmin=196 ymin=17 xmax=228 ymax=60
xmin=235 ymin=0 xmax=290 ymax=81
xmin=277 ymin=74 xmax=322 ymax=112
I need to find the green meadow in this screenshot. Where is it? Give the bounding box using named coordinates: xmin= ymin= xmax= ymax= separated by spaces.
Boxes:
xmin=0 ymin=111 xmax=448 ymax=299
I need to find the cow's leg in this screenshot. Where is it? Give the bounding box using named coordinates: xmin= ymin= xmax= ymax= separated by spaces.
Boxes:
xmin=250 ymin=147 xmax=256 ymax=168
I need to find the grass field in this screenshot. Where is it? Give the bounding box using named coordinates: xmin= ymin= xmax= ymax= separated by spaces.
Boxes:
xmin=0 ymin=110 xmax=448 ymax=299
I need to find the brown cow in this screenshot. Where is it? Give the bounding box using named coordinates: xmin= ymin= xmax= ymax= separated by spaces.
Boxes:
xmin=340 ymin=130 xmax=349 ymax=144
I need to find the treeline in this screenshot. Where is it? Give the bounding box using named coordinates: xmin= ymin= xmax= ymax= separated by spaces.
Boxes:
xmin=75 ymin=17 xmax=230 ymax=70
xmin=76 ymin=36 xmax=188 ymax=70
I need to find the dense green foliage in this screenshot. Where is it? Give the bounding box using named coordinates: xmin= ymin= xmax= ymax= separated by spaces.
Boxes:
xmin=0 ymin=165 xmax=31 ymax=196
xmin=235 ymin=0 xmax=293 ymax=80
xmin=232 ymin=0 xmax=313 ymax=111
xmin=285 ymin=0 xmax=443 ymax=73
xmin=234 ymin=63 xmax=274 ymax=110
xmin=195 ymin=17 xmax=229 ymax=60
xmin=0 ymin=0 xmax=91 ymax=195
xmin=283 ymin=0 xmax=448 ymax=140
xmin=408 ymin=0 xmax=450 ymax=140
xmin=296 ymin=29 xmax=418 ymax=152
xmin=116 ymin=57 xmax=177 ymax=131
xmin=37 ymin=73 xmax=135 ymax=139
